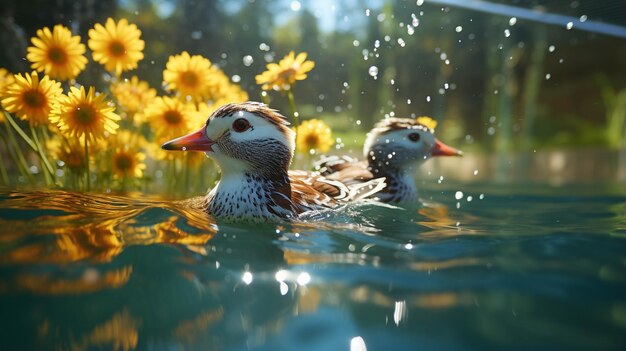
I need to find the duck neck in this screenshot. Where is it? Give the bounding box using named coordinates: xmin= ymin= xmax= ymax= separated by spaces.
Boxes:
xmin=368 ymin=161 xmax=418 ymax=203
xmin=206 ymin=167 xmax=295 ymax=221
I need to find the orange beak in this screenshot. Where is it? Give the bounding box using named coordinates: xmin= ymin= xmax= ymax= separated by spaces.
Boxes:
xmin=432 ymin=139 xmax=463 ymax=157
xmin=161 ymin=128 xmax=215 ymax=152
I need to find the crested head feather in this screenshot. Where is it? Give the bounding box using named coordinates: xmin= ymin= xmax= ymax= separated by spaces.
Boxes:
xmin=371 ymin=117 xmax=434 ymax=136
xmin=210 ymin=101 xmax=295 ymax=141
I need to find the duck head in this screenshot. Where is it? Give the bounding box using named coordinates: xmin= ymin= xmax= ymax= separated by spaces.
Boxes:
xmin=162 ymin=102 xmax=295 ymax=177
xmin=363 ymin=117 xmax=462 ymax=173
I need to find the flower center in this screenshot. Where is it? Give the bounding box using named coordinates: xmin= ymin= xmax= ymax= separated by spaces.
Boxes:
xmin=278 ymin=68 xmax=297 ymax=81
xmin=108 ymin=40 xmax=127 ymax=57
xmin=163 ymin=111 xmax=182 ymax=125
xmin=23 ymin=90 xmax=46 ymax=108
xmin=48 ymin=46 xmax=68 ymax=65
xmin=73 ymin=104 xmax=97 ymax=126
xmin=114 ymin=153 xmax=134 ymax=172
xmin=181 ymin=71 xmax=199 ymax=87
xmin=304 ymin=134 xmax=319 ymax=149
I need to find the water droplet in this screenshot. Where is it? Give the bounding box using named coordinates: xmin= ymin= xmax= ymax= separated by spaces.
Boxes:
xmin=297 ymin=272 xmax=311 ymax=286
xmin=545 ymin=73 xmax=551 ymax=80
xmin=242 ymin=272 xmax=253 ymax=285
xmin=509 ymin=17 xmax=517 ymax=26
xmin=504 ymin=29 xmax=511 ymax=37
xmin=404 ymin=243 xmax=413 ymax=250
xmin=579 ymin=15 xmax=587 ymax=22
xmin=397 ymin=38 xmax=406 ymax=47
xmin=455 ymin=26 xmax=463 ymax=33
xmin=365 ymin=8 xmax=370 ymax=16
xmin=548 ymin=45 xmax=556 ymax=52
xmin=181 ymin=147 xmax=187 ymax=151
xmin=231 ymin=74 xmax=241 ymax=83
xmin=566 ymin=22 xmax=573 ymax=30
xmin=243 ymin=55 xmax=253 ymax=66
xmin=416 ymin=0 xmax=424 ymax=6
xmin=290 ymin=1 xmax=301 ymax=11
xmin=473 ymin=169 xmax=479 ymax=175
xmin=368 ymin=65 xmax=378 ymax=78
xmin=279 ymin=282 xmax=289 ymax=295
xmin=455 ymin=191 xmax=464 ymax=200
xmin=411 ymin=15 xmax=419 ymax=27
xmin=353 ymin=40 xmax=360 ymax=47
xmin=426 ymin=96 xmax=431 ymax=102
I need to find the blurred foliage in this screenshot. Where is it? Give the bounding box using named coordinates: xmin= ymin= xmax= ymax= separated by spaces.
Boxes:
xmin=1 ymin=0 xmax=626 ymax=152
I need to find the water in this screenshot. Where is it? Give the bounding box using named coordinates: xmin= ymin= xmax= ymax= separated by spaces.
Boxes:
xmin=0 ymin=184 xmax=625 ymax=350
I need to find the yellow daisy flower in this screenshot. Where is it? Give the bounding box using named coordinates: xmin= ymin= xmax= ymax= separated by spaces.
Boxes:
xmin=2 ymin=71 xmax=63 ymax=126
xmin=255 ymin=51 xmax=315 ymax=91
xmin=109 ymin=130 xmax=147 ymax=179
xmin=0 ymin=68 xmax=15 ymax=122
xmin=49 ymin=86 xmax=121 ymax=141
xmin=295 ymin=119 xmax=334 ymax=154
xmin=416 ymin=116 xmax=438 ymax=131
xmin=0 ymin=68 xmax=15 ymax=96
xmin=162 ymin=51 xmax=215 ymax=102
xmin=88 ymin=18 xmax=145 ymax=76
xmin=46 ymin=136 xmax=87 ymax=172
xmin=26 ymin=25 xmax=87 ymax=81
xmin=110 ymin=76 xmax=156 ymax=121
xmin=144 ymin=96 xmax=201 ymax=142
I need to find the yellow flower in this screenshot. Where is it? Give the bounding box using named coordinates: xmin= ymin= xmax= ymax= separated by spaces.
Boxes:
xmin=2 ymin=71 xmax=63 ymax=126
xmin=46 ymin=136 xmax=87 ymax=172
xmin=144 ymin=96 xmax=201 ymax=142
xmin=110 ymin=76 xmax=156 ymax=121
xmin=255 ymin=51 xmax=315 ymax=91
xmin=416 ymin=116 xmax=438 ymax=131
xmin=0 ymin=68 xmax=15 ymax=96
xmin=296 ymin=119 xmax=334 ymax=154
xmin=88 ymin=18 xmax=145 ymax=76
xmin=26 ymin=25 xmax=87 ymax=81
xmin=109 ymin=130 xmax=147 ymax=179
xmin=0 ymin=68 xmax=15 ymax=122
xmin=50 ymin=86 xmax=121 ymax=141
xmin=162 ymin=51 xmax=216 ymax=102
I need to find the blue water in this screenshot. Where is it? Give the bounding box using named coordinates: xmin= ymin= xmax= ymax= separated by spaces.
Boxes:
xmin=0 ymin=184 xmax=625 ymax=350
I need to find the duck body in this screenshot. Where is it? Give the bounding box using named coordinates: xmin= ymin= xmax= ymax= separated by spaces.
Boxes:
xmin=316 ymin=117 xmax=462 ymax=204
xmin=163 ymin=102 xmax=384 ymax=222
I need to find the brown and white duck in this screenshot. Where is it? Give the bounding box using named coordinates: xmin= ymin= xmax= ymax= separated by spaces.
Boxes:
xmin=316 ymin=117 xmax=462 ymax=203
xmin=162 ymin=102 xmax=385 ymax=222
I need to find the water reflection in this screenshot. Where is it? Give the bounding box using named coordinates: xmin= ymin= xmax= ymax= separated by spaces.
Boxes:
xmin=1 ymin=189 xmax=624 ymax=350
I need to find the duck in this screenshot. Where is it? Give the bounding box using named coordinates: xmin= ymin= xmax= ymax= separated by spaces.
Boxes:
xmin=315 ymin=117 xmax=462 ymax=203
xmin=161 ymin=102 xmax=385 ymax=222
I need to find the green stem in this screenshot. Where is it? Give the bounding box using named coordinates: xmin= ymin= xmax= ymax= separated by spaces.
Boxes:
xmin=3 ymin=120 xmax=35 ymax=183
xmin=29 ymin=124 xmax=55 ymax=185
xmin=286 ymin=89 xmax=299 ymax=128
xmin=84 ymin=138 xmax=90 ymax=191
xmin=0 ymin=142 xmax=9 ymax=185
xmin=4 ymin=111 xmax=37 ymax=153
xmin=184 ymin=153 xmax=191 ymax=196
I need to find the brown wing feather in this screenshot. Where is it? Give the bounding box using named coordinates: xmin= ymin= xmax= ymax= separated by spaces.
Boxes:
xmin=288 ymin=170 xmax=386 ymax=213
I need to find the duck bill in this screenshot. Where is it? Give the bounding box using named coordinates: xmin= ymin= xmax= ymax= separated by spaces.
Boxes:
xmin=432 ymin=139 xmax=463 ymax=157
xmin=161 ymin=128 xmax=215 ymax=152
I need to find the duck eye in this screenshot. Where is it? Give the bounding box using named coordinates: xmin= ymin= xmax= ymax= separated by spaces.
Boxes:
xmin=408 ymin=133 xmax=421 ymax=142
xmin=232 ymin=118 xmax=251 ymax=132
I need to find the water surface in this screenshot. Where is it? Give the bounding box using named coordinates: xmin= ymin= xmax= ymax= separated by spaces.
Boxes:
xmin=0 ymin=184 xmax=625 ymax=350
